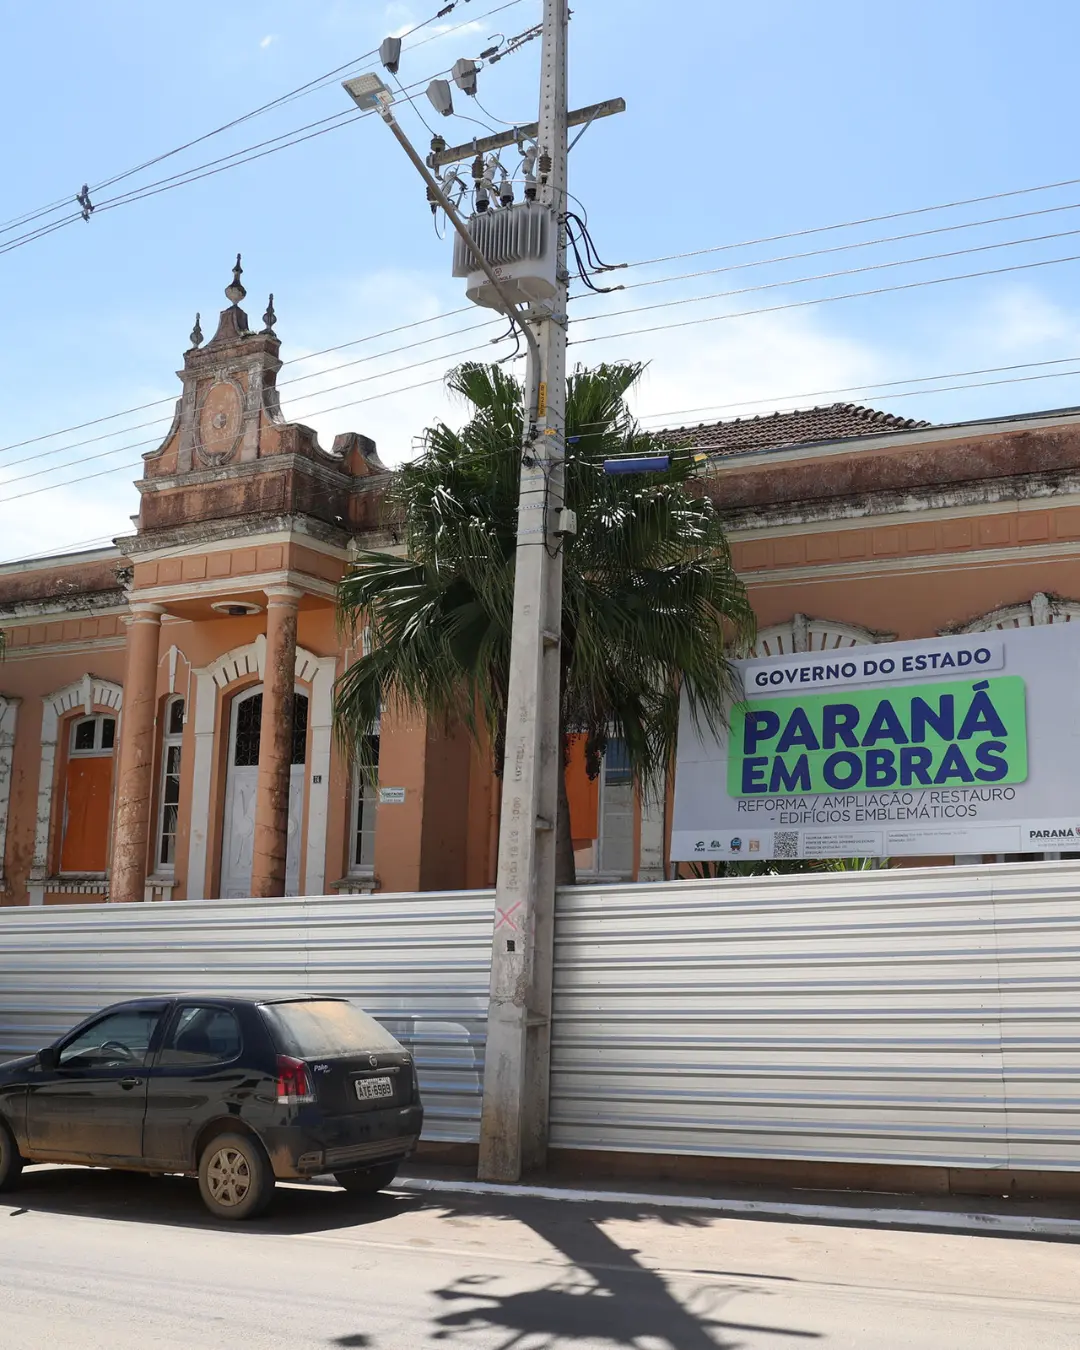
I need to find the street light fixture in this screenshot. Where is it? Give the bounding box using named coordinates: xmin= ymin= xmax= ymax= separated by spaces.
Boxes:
xmin=342 ymin=72 xmax=394 ymax=112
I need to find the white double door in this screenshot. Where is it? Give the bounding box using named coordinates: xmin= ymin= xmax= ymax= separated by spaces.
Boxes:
xmin=220 ymin=686 xmax=307 ymax=899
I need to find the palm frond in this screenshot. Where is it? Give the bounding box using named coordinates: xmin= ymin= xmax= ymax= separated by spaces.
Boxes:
xmin=334 ymin=359 xmax=755 ymax=802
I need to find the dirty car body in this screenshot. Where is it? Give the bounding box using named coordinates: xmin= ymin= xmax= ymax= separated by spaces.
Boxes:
xmin=0 ymin=994 xmax=422 ymax=1213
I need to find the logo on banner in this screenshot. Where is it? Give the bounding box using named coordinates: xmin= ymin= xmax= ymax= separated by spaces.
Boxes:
xmin=728 ymin=677 xmax=1028 ymax=798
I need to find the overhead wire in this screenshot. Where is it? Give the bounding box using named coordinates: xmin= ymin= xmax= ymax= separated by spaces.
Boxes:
xmin=571 ymin=224 xmax=1080 ymax=320
xmin=571 ymin=249 xmax=1080 ymax=347
xmin=627 ymin=355 xmax=1080 ymax=427
xmin=595 ymin=196 xmax=1080 ymax=292
xmin=12 ymin=235 xmax=1080 ymax=480
xmin=0 ymin=0 xmax=528 ymax=241
xmin=0 ymin=304 xmax=485 ymax=459
xmin=12 ymin=355 xmax=1080 ymax=510
xmin=0 ymin=324 xmax=518 ymax=489
xmin=613 ymin=173 xmax=1080 ymax=273
xmin=0 ymin=370 xmax=465 ymax=506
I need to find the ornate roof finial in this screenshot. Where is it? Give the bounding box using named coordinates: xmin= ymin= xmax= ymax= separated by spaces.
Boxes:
xmin=225 ymin=253 xmax=246 ymax=306
xmin=189 ymin=312 xmax=203 ymax=348
xmin=261 ymin=293 xmax=277 ymax=335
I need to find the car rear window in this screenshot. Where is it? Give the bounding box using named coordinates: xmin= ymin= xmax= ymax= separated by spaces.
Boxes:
xmin=259 ymin=999 xmax=402 ymax=1057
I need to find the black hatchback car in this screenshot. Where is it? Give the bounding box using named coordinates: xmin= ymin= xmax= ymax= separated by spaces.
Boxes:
xmin=0 ymin=994 xmax=423 ymax=1219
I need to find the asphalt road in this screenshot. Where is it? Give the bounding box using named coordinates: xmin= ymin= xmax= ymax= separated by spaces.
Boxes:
xmin=1 ymin=1167 xmax=1078 ymax=1349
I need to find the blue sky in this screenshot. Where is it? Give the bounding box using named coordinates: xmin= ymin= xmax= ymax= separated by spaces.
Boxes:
xmin=4 ymin=0 xmax=1080 ymax=559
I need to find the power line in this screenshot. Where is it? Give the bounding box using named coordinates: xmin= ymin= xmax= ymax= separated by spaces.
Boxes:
xmin=0 ymin=371 xmax=459 ymax=507
xmin=601 ymin=196 xmax=1080 ymax=293
xmin=0 ymin=320 xmax=500 ymax=476
xmin=630 ymin=355 xmax=1080 ymax=427
xmin=0 ymin=305 xmax=483 ymax=458
xmin=13 ymin=178 xmax=1080 ymax=466
xmin=615 ymin=173 xmax=1080 ymax=273
xmin=0 ymin=0 xmax=527 ymax=241
xmin=572 ymin=249 xmax=1080 ymax=346
xmin=13 ymin=353 xmax=1080 ymax=511
xmin=573 ymin=223 xmax=1080 ymax=323
xmin=0 ymin=2 xmax=534 ymax=258
xmin=0 ymin=335 xmax=509 ymax=487
xmin=0 ymin=535 xmax=120 ymax=566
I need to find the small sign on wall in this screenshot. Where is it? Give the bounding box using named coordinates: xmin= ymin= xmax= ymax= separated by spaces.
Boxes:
xmin=379 ymin=786 xmax=406 ymax=805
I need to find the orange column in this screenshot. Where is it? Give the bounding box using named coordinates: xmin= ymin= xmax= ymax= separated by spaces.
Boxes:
xmin=251 ymin=587 xmax=300 ymax=897
xmin=112 ymin=601 xmax=164 ymax=904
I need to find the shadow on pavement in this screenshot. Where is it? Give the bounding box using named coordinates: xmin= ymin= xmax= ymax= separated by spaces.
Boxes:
xmin=327 ymin=1189 xmax=823 ymax=1350
xmin=10 ymin=1167 xmax=826 ymax=1348
xmin=4 ymin=1165 xmax=422 ymax=1237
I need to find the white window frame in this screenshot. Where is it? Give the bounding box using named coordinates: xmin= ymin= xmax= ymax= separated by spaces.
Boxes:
xmin=574 ymin=736 xmax=636 ymax=882
xmin=69 ymin=713 xmax=116 ymax=758
xmin=348 ymin=731 xmax=381 ymax=879
xmin=155 ymin=696 xmax=185 ymax=876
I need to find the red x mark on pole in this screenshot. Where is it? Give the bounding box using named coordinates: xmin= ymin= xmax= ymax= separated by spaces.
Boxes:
xmin=494 ymin=900 xmax=524 ymax=932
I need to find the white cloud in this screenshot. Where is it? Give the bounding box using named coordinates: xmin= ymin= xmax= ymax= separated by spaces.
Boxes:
xmin=259 ymin=34 xmax=277 ymax=50
xmin=11 ymin=271 xmax=1080 ymax=563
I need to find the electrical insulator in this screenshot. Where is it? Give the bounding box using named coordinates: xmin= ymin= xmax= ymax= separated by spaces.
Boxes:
xmin=523 ymin=174 xmax=537 ymax=201
xmin=451 ymin=58 xmax=480 ymax=95
xmin=475 ymin=182 xmax=490 ymax=213
xmin=471 ymin=153 xmax=484 ymax=181
xmin=426 ymin=79 xmax=454 ymax=117
xmin=379 ymin=36 xmax=402 ymax=74
xmin=426 ymin=183 xmax=438 ymax=216
xmin=499 ymin=175 xmax=514 ymax=207
xmin=430 ymin=134 xmax=447 ymax=157
xmin=539 ymin=151 xmax=553 ymax=176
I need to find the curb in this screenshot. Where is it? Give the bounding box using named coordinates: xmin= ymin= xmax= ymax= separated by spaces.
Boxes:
xmin=389 ymin=1176 xmax=1080 ymax=1240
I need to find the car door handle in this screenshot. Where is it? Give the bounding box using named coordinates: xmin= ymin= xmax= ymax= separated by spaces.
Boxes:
xmin=119 ymin=1077 xmax=143 ymax=1091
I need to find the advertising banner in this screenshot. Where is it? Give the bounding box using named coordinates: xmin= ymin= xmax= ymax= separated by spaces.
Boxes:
xmin=671 ymin=623 xmax=1080 ymax=860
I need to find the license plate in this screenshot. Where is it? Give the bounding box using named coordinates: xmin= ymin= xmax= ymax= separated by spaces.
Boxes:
xmin=354 ymin=1076 xmax=393 ymax=1101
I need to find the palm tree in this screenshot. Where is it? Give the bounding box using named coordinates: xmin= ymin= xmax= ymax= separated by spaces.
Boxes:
xmin=334 ymin=360 xmax=755 ymax=883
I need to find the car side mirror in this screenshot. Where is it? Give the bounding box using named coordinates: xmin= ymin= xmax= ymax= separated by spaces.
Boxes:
xmin=37 ymin=1047 xmax=57 ymax=1071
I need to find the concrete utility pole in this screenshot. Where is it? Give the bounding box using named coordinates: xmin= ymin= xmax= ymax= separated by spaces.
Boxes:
xmin=477 ymin=0 xmax=570 ymax=1183
xmin=346 ymin=0 xmax=612 ymax=1182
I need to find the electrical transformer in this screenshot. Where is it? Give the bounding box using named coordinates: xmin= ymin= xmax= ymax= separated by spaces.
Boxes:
xmin=451 ymin=201 xmax=558 ymax=310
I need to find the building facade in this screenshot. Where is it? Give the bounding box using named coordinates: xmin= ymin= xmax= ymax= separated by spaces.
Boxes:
xmin=3 ymin=271 xmax=1080 ymax=905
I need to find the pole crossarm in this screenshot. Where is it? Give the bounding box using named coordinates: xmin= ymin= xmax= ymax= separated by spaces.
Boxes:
xmin=427 ymin=98 xmax=625 ymax=167
xmin=378 ymin=109 xmax=541 ymax=377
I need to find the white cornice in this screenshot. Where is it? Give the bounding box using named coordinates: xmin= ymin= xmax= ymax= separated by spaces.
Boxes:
xmin=121 ymin=525 xmax=350 ymax=565
xmin=743 ymin=538 xmax=1080 ymax=586
xmin=129 ymin=568 xmax=337 ymax=605
xmin=724 ymin=489 xmax=1080 ymax=541
xmin=0 ymin=546 xmax=122 ymax=576
xmin=1 ymin=636 xmax=128 ymax=661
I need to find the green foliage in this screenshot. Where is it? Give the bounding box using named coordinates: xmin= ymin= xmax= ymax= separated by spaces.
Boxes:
xmin=333 ymin=360 xmax=755 ymax=793
xmin=681 ymin=856 xmax=887 ymax=879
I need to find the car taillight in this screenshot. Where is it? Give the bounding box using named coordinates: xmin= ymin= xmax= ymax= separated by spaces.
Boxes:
xmin=275 ymin=1055 xmax=314 ymax=1104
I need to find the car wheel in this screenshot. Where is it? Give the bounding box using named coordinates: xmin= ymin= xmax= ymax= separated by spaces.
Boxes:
xmin=0 ymin=1118 xmax=23 ymax=1192
xmin=197 ymin=1133 xmax=274 ymax=1221
xmin=334 ymin=1161 xmax=400 ymax=1196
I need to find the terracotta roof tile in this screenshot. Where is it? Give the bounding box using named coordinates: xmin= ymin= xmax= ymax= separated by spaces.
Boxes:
xmin=657 ymin=402 xmax=931 ymax=457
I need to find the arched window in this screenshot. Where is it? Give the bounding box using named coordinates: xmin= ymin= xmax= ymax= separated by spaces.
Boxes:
xmin=955 ymin=592 xmax=1080 ymax=632
xmin=752 ymin=614 xmax=890 ymax=657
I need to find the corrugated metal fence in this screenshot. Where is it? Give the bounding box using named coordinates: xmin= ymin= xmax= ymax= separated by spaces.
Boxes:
xmin=552 ymin=863 xmax=1080 ymax=1171
xmin=0 ymin=891 xmax=494 ymax=1144
xmin=2 ymin=862 xmax=1079 ymax=1171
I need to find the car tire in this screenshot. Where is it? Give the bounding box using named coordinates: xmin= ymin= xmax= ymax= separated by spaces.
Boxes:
xmin=334 ymin=1160 xmax=400 ymax=1196
xmin=197 ymin=1132 xmax=274 ymax=1221
xmin=0 ymin=1118 xmax=23 ymax=1192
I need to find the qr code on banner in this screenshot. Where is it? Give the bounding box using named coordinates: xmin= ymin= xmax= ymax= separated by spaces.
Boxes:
xmin=773 ymin=831 xmax=800 ymax=858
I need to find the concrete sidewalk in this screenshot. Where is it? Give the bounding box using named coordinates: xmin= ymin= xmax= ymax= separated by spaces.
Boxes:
xmin=340 ymin=1157 xmax=1080 ymax=1241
